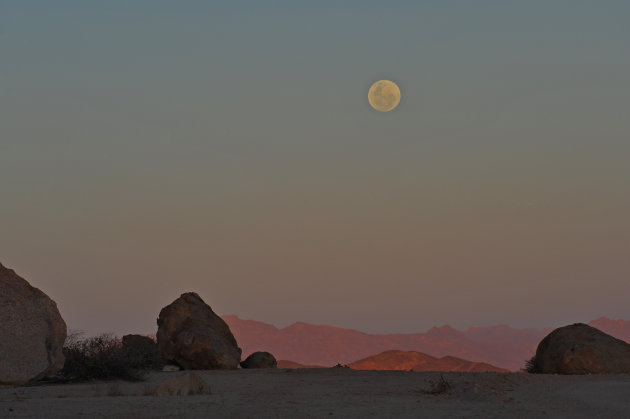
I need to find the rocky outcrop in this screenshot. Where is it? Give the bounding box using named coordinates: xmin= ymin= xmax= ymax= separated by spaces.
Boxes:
xmin=154 ymin=372 xmax=210 ymax=396
xmin=0 ymin=263 xmax=67 ymax=385
xmin=533 ymin=323 xmax=630 ymax=374
xmin=240 ymin=351 xmax=277 ymax=369
xmin=156 ymin=292 xmax=241 ymax=369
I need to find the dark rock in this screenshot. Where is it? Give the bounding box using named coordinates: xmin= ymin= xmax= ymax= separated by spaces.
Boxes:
xmin=156 ymin=292 xmax=241 ymax=369
xmin=240 ymin=351 xmax=277 ymax=369
xmin=533 ymin=323 xmax=630 ymax=374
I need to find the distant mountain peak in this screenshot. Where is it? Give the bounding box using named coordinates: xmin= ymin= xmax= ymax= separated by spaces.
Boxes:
xmin=426 ymin=325 xmax=470 ymax=341
xmin=427 ymin=325 xmax=457 ymax=334
xmin=588 ymin=318 xmax=630 ymax=343
xmin=591 ymin=316 xmax=623 ymax=324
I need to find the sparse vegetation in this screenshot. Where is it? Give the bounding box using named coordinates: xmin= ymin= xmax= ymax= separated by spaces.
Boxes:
xmin=106 ymin=383 xmax=123 ymax=397
xmin=58 ymin=331 xmax=163 ymax=382
xmin=523 ymin=356 xmax=541 ymax=374
xmin=421 ymin=375 xmax=452 ymax=395
xmin=121 ymin=334 xmax=165 ymax=370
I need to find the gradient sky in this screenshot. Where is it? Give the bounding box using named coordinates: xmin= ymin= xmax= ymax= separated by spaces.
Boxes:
xmin=1 ymin=1 xmax=629 ymax=336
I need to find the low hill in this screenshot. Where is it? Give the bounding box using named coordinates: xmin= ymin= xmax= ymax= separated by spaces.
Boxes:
xmin=276 ymin=360 xmax=324 ymax=369
xmin=347 ymin=350 xmax=509 ymax=373
xmin=347 ymin=350 xmax=437 ymax=371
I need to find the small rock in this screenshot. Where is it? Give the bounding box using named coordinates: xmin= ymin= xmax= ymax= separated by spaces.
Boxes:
xmin=240 ymin=352 xmax=277 ymax=369
xmin=162 ymin=365 xmax=181 ymax=372
xmin=154 ymin=372 xmax=210 ymax=396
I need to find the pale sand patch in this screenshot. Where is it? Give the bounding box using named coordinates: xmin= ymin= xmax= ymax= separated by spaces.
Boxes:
xmin=1 ymin=370 xmax=629 ymax=418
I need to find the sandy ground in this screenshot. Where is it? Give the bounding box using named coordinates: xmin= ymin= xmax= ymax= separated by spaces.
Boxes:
xmin=1 ymin=369 xmax=629 ymax=418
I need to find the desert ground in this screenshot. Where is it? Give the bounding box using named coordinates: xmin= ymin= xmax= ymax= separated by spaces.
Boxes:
xmin=2 ymin=369 xmax=629 ymax=418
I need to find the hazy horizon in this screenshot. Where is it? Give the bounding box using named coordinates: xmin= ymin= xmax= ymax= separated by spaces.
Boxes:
xmin=4 ymin=263 xmax=628 ymax=337
xmin=2 ymin=1 xmax=629 ymax=337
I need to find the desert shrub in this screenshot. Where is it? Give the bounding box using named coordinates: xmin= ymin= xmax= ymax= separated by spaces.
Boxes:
xmin=106 ymin=382 xmax=123 ymax=397
xmin=332 ymin=363 xmax=349 ymax=369
xmin=59 ymin=332 xmax=162 ymax=382
xmin=422 ymin=375 xmax=452 ymax=395
xmin=121 ymin=334 xmax=164 ymax=370
xmin=523 ymin=356 xmax=541 ymax=374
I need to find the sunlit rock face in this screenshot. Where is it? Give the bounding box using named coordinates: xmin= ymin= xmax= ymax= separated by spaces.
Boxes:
xmin=534 ymin=323 xmax=630 ymax=374
xmin=0 ymin=263 xmax=67 ymax=386
xmin=156 ymin=292 xmax=241 ymax=370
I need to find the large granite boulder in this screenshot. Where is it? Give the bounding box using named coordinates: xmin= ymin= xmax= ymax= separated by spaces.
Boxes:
xmin=533 ymin=323 xmax=630 ymax=374
xmin=156 ymin=292 xmax=241 ymax=369
xmin=0 ymin=263 xmax=67 ymax=385
xmin=240 ymin=351 xmax=277 ymax=369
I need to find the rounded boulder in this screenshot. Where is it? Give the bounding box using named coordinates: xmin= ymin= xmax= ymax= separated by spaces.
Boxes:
xmin=533 ymin=323 xmax=630 ymax=374
xmin=156 ymin=292 xmax=241 ymax=370
xmin=240 ymin=351 xmax=277 ymax=369
xmin=0 ymin=263 xmax=67 ymax=385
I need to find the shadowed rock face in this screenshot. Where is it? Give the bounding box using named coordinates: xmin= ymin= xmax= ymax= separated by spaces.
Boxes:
xmin=240 ymin=351 xmax=277 ymax=369
xmin=0 ymin=263 xmax=67 ymax=385
xmin=156 ymin=292 xmax=241 ymax=370
xmin=534 ymin=323 xmax=630 ymax=374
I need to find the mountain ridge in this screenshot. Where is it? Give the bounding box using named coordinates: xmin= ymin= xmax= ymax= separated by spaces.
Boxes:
xmin=222 ymin=315 xmax=630 ymax=371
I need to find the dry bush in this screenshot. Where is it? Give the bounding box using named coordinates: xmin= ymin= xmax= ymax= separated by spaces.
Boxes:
xmin=121 ymin=334 xmax=164 ymax=370
xmin=107 ymin=383 xmax=123 ymax=397
xmin=422 ymin=375 xmax=452 ymax=395
xmin=142 ymin=383 xmax=158 ymax=396
xmin=332 ymin=363 xmax=349 ymax=369
xmin=59 ymin=331 xmax=162 ymax=382
xmin=523 ymin=356 xmax=541 ymax=374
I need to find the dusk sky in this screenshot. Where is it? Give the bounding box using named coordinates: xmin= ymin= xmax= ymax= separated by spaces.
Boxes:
xmin=2 ymin=1 xmax=629 ymax=336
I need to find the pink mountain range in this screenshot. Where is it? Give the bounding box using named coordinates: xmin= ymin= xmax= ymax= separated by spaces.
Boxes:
xmin=223 ymin=316 xmax=630 ymax=371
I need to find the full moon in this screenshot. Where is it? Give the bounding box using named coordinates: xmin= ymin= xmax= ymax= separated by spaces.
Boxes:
xmin=368 ymin=80 xmax=401 ymax=112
